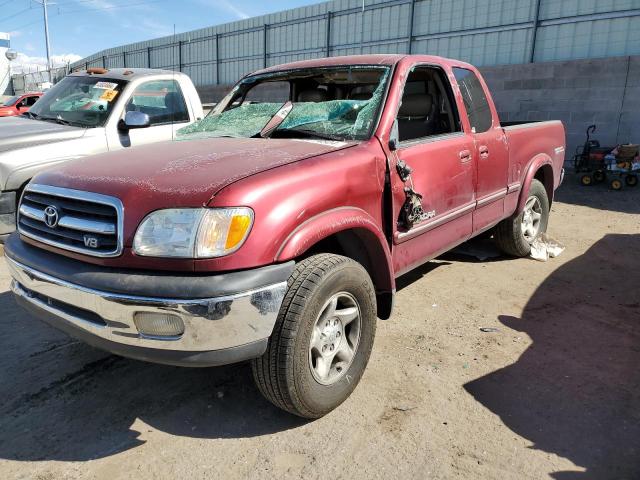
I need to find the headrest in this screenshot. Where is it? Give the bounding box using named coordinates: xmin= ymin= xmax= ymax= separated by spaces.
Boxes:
xmin=398 ymin=93 xmax=433 ymax=118
xmin=297 ymin=89 xmax=329 ymax=102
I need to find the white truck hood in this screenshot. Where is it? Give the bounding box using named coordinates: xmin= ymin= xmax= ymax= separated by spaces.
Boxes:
xmin=0 ymin=116 xmax=97 ymax=191
xmin=0 ymin=116 xmax=87 ymax=154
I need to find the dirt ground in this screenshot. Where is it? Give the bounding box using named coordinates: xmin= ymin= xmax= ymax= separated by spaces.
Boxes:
xmin=0 ymin=179 xmax=638 ymax=480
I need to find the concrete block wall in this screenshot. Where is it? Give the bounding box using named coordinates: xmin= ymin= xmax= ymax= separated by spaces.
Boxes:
xmin=480 ymin=56 xmax=640 ymax=163
xmin=195 ymin=55 xmax=640 ymax=164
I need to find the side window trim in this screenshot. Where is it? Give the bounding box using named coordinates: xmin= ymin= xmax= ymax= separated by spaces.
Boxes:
xmin=398 ymin=131 xmax=465 ymax=150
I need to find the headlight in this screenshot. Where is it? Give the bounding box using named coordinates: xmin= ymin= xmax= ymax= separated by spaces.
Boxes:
xmin=133 ymin=207 xmax=254 ymax=258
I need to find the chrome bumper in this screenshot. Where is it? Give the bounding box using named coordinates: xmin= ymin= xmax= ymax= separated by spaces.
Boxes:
xmin=7 ymin=256 xmax=287 ymax=363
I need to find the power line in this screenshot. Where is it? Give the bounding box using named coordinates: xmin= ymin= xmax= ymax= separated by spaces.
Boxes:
xmin=54 ymin=0 xmax=168 ymax=15
xmin=2 ymin=7 xmax=35 ymax=23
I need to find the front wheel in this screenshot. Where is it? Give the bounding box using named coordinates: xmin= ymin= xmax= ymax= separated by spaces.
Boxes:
xmin=251 ymin=254 xmax=377 ymax=418
xmin=495 ymin=179 xmax=550 ymax=257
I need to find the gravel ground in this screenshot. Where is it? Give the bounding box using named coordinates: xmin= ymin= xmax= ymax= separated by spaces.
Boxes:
xmin=0 ymin=179 xmax=638 ymax=480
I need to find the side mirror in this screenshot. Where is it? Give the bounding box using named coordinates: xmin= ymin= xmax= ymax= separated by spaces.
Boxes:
xmin=120 ymin=111 xmax=151 ymax=131
xmin=389 ymin=119 xmax=400 ymax=151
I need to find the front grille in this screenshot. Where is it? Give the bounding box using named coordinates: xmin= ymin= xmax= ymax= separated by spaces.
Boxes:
xmin=17 ymin=184 xmax=123 ymax=257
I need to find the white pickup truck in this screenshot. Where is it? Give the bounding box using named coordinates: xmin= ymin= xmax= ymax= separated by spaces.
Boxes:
xmin=0 ymin=68 xmax=204 ymax=239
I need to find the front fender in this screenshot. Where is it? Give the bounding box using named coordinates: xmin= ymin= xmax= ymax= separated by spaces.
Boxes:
xmin=276 ymin=206 xmax=395 ymax=293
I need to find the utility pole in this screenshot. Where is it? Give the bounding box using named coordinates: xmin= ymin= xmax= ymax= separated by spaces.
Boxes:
xmin=42 ymin=0 xmax=52 ymax=81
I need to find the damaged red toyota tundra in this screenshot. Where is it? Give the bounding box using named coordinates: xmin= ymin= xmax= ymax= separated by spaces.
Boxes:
xmin=4 ymin=55 xmax=565 ymax=418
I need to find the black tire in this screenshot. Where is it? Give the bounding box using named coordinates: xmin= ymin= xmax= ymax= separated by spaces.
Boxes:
xmin=251 ymin=254 xmax=377 ymax=418
xmin=610 ymin=178 xmax=623 ymax=190
xmin=495 ymin=179 xmax=549 ymax=257
xmin=625 ymin=175 xmax=637 ymax=187
xmin=593 ymin=169 xmax=606 ymax=183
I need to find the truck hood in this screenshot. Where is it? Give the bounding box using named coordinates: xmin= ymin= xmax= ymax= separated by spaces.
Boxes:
xmin=0 ymin=116 xmax=86 ymax=154
xmin=34 ymin=137 xmax=357 ymax=207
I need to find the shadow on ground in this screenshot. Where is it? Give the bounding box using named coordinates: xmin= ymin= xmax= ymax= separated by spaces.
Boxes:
xmin=0 ymin=289 xmax=306 ymax=462
xmin=464 ymin=233 xmax=640 ymax=479
xmin=555 ymin=174 xmax=640 ymax=215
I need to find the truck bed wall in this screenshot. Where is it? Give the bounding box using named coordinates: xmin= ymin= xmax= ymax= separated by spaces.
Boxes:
xmin=503 ymin=120 xmax=566 ymax=215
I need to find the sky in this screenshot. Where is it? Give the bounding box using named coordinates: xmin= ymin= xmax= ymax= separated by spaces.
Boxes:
xmin=0 ymin=0 xmax=321 ymax=72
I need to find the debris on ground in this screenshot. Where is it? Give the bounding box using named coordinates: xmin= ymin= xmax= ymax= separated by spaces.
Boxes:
xmin=530 ymin=233 xmax=565 ymax=262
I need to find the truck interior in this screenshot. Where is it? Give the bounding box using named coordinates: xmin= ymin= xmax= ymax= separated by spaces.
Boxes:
xmin=396 ymin=66 xmax=461 ymax=142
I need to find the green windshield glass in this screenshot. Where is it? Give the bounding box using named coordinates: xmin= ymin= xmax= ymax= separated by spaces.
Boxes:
xmin=178 ymin=66 xmax=389 ymax=141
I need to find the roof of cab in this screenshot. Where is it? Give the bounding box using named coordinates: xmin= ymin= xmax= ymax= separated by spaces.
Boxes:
xmin=69 ymin=68 xmax=182 ymax=81
xmin=252 ymin=54 xmax=469 ymax=76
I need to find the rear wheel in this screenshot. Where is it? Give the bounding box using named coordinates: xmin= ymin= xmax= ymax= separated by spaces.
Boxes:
xmin=625 ymin=174 xmax=637 ymax=187
xmin=495 ymin=179 xmax=549 ymax=257
xmin=251 ymin=254 xmax=377 ymax=418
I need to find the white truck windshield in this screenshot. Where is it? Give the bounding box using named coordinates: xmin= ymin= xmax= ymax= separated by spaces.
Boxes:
xmin=27 ymin=76 xmax=128 ymax=128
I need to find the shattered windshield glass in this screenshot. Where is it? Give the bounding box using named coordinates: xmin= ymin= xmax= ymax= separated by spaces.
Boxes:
xmin=178 ymin=66 xmax=390 ymax=141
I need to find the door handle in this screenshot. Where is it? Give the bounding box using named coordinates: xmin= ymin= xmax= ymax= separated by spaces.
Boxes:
xmin=479 ymin=146 xmax=489 ymax=159
xmin=459 ymin=150 xmax=471 ymax=163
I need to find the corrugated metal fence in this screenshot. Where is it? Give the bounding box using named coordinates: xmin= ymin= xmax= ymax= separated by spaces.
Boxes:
xmin=71 ymin=0 xmax=640 ymax=86
xmin=11 ymin=66 xmax=69 ymax=94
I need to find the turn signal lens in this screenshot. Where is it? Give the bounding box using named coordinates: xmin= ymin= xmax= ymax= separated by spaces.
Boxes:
xmin=225 ymin=214 xmax=252 ymax=250
xmin=195 ymin=207 xmax=254 ymax=258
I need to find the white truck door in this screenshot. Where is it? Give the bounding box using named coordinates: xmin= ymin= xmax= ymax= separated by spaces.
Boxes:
xmin=106 ymin=79 xmax=192 ymax=151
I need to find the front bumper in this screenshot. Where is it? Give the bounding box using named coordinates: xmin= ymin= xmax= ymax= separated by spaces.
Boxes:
xmin=5 ymin=236 xmax=293 ymax=367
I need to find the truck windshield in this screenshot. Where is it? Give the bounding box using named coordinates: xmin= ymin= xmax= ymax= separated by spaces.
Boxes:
xmin=2 ymin=96 xmax=20 ymax=107
xmin=178 ymin=66 xmax=390 ymax=141
xmin=27 ymin=76 xmax=128 ymax=128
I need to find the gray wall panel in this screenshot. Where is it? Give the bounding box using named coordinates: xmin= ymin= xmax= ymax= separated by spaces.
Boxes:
xmin=69 ymin=0 xmax=640 ymax=87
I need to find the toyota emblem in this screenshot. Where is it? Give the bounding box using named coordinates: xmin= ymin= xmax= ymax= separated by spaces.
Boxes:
xmin=44 ymin=206 xmax=60 ymax=228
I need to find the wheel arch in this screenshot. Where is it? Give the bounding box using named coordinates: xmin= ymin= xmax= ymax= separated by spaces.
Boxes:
xmin=275 ymin=207 xmax=395 ymax=320
xmin=517 ymin=155 xmax=554 ymax=214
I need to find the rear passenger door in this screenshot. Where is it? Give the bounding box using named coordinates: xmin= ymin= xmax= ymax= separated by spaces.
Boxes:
xmin=106 ymin=79 xmax=191 ymax=150
xmin=391 ymin=65 xmax=476 ymax=275
xmin=452 ymin=67 xmax=509 ymax=232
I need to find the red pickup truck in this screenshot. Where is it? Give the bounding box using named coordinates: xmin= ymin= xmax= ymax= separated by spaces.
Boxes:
xmin=4 ymin=55 xmax=565 ymax=418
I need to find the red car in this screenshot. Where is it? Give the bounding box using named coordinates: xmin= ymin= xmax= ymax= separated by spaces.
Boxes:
xmin=5 ymin=55 xmax=565 ymax=418
xmin=0 ymin=92 xmax=43 ymax=117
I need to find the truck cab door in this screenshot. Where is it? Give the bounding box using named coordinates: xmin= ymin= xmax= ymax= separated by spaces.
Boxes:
xmin=106 ymin=79 xmax=191 ymax=151
xmin=390 ymin=65 xmax=476 ymax=276
xmin=452 ymin=67 xmax=509 ymax=233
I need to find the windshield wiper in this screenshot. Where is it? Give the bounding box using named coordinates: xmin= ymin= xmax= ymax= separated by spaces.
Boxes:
xmin=38 ymin=115 xmax=83 ymax=127
xmin=275 ymin=127 xmax=346 ymax=142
